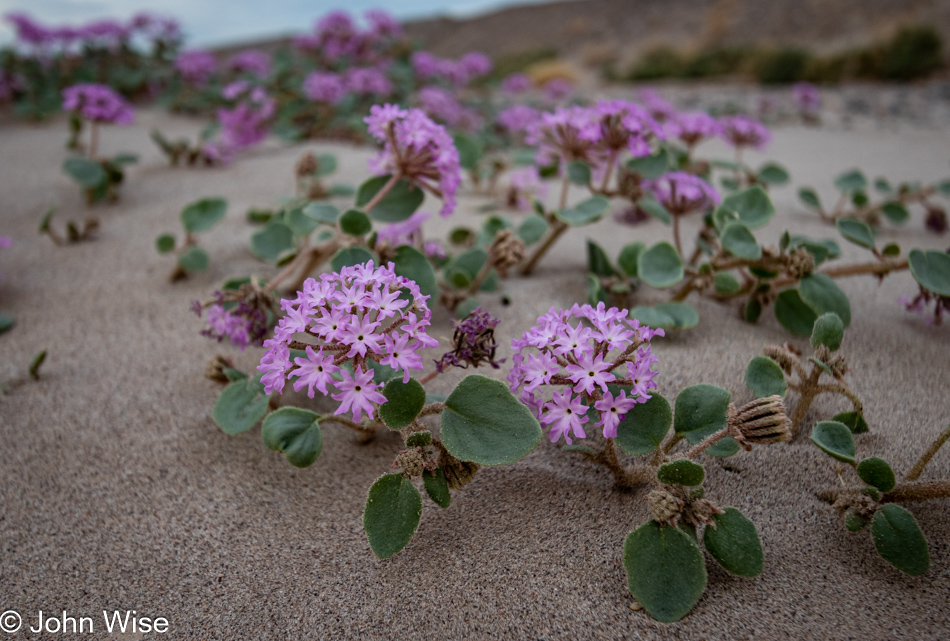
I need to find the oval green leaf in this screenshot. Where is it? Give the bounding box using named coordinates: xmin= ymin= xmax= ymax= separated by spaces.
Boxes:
xmin=673 ymin=384 xmax=731 ymax=435
xmin=177 ymin=245 xmax=209 ymax=273
xmin=250 ymin=222 xmax=295 ymax=263
xmin=908 ymin=249 xmax=950 ymax=297
xmin=623 ymin=521 xmax=707 ymax=623
xmin=181 ymin=197 xmax=227 ymax=233
xmin=379 ymin=378 xmax=426 ymax=430
xmin=392 ymin=245 xmax=438 ymax=300
xmin=155 ymin=234 xmax=176 ymax=254
xmin=857 ymin=457 xmax=896 ymax=492
xmin=799 ymin=274 xmax=851 ymax=327
xmin=745 ymin=356 xmax=787 ymax=398
xmin=871 ymin=504 xmax=930 ymax=576
xmin=810 ymin=420 xmax=856 ymax=463
xmin=554 ymin=196 xmax=610 ymax=227
xmin=261 ymin=407 xmax=323 ymax=468
xmin=330 ymin=246 xmax=375 ymax=272
xmin=657 ymin=459 xmax=705 ymax=486
xmin=638 ymin=241 xmax=684 ymax=288
xmin=811 ymin=312 xmax=844 ymax=351
xmin=836 ymin=217 xmax=875 ymax=250
xmin=338 ymin=209 xmax=372 ymax=237
xmin=703 ymin=507 xmax=764 ymax=577
xmin=721 ymin=185 xmax=775 ymax=229
xmin=441 ymin=374 xmax=542 ymax=466
xmin=774 ymin=289 xmax=819 ymax=337
xmin=213 ymin=378 xmax=270 ymax=435
xmin=363 ymin=473 xmax=423 ymax=559
xmin=721 ymin=222 xmax=762 ymax=260
xmin=423 ymin=468 xmax=451 ymax=508
xmin=615 ymin=393 xmax=672 ymax=456
xmin=356 ymin=175 xmax=425 ymax=223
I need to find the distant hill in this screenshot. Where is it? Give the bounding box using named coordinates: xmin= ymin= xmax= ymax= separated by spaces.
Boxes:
xmin=402 ymin=0 xmax=950 ymax=66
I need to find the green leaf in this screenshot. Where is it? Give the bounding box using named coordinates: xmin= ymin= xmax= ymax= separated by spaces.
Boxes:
xmin=181 ymin=197 xmax=226 ymax=233
xmin=638 ymin=241 xmax=684 ymax=288
xmin=745 ymin=356 xmax=787 ymax=398
xmin=623 ymin=521 xmax=707 ymax=623
xmin=720 ymin=223 xmax=762 ymax=260
xmin=674 ymin=384 xmax=731 ymax=435
xmin=423 ymin=468 xmax=451 ymax=508
xmin=834 ymin=169 xmax=867 ymax=193
xmin=155 ymin=234 xmax=176 ymax=254
xmin=874 ymin=177 xmax=893 ymax=193
xmin=250 ymin=222 xmax=295 ymax=263
xmin=798 ymin=187 xmax=822 ymax=211
xmin=406 ymin=431 xmax=432 ymax=447
xmin=871 ymin=504 xmax=930 ymax=576
xmin=392 ymin=245 xmax=438 ymax=300
xmin=284 ymin=206 xmax=320 ymax=236
xmin=756 ymin=162 xmax=789 ymax=185
xmin=587 ymin=240 xmax=617 ymax=277
xmin=703 ymin=508 xmax=764 ymax=577
xmin=338 ymin=209 xmax=372 ymax=237
xmin=744 ymin=297 xmax=763 ymax=323
xmin=261 ymin=407 xmax=323 ymax=468
xmin=625 ymin=148 xmax=671 ymax=179
xmin=882 ymin=242 xmax=900 ymax=257
xmin=554 ymin=196 xmax=610 ymax=226
xmin=587 ymin=274 xmax=607 ymax=305
xmin=29 ymin=349 xmax=46 ymax=380
xmin=312 ymin=153 xmax=337 ymax=177
xmin=363 ymin=473 xmax=423 ymax=559
xmin=774 ymin=289 xmax=819 ymax=336
xmin=38 ymin=206 xmax=55 ymax=233
xmin=111 ymin=153 xmax=138 ymax=166
xmin=845 ymin=508 xmax=871 ymax=532
xmin=811 ymin=312 xmax=844 ymax=351
xmin=177 ymin=245 xmax=209 ymax=273
xmin=631 ymin=302 xmax=699 ymax=330
xmin=445 ymin=249 xmax=497 ymax=291
xmin=832 ymin=411 xmax=869 ymax=434
xmin=721 ymin=185 xmax=775 ymax=229
xmin=356 ymin=175 xmax=424 ymax=223
xmin=517 ymin=215 xmax=548 ymax=245
xmin=799 ymin=274 xmax=851 ymax=327
xmin=0 ymin=314 xmax=14 ymax=334
xmin=657 ymin=459 xmax=705 ymax=486
xmin=441 ymin=374 xmax=542 ymax=466
xmin=881 ymin=202 xmax=909 ymax=224
xmin=908 ymin=249 xmax=950 ymax=297
xmin=810 ymin=420 xmax=856 ymax=463
xmin=616 ymin=393 xmax=672 ymax=456
xmin=618 ymin=242 xmax=645 ymax=278
xmin=62 ymin=157 xmax=106 ymax=188
xmin=857 ymin=457 xmax=896 ymax=492
xmin=452 ymin=133 xmax=481 ymax=170
xmin=330 ymin=247 xmax=375 ymax=272
xmin=302 ymin=202 xmax=341 ymax=225
xmin=637 ymin=197 xmax=672 ymax=224
xmin=714 ymin=272 xmax=741 ymax=295
xmin=213 ymin=378 xmax=270 ymax=435
xmin=379 ymin=378 xmax=426 ymax=430
xmin=567 ymin=160 xmax=591 ymax=185
xmin=836 ymin=217 xmax=875 ymax=250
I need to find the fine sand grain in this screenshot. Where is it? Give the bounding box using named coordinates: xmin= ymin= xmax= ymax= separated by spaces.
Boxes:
xmin=1 ymin=109 xmax=949 ymax=640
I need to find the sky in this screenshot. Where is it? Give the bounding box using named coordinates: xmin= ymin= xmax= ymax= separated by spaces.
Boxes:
xmin=0 ymin=0 xmax=557 ymax=48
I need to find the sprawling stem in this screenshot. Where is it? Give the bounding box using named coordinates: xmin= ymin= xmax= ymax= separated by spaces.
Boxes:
xmin=579 ymin=439 xmax=653 ymax=489
xmin=684 ymin=427 xmax=731 ymax=459
xmin=519 ymin=177 xmax=571 ymax=276
xmin=789 ymin=367 xmax=822 ymax=434
xmin=89 ymin=121 xmax=99 ymax=160
xmin=361 ymin=172 xmax=401 ymax=213
xmin=906 ymin=424 xmax=950 ymax=481
xmin=671 ymin=213 xmax=683 ymax=257
xmin=321 ymin=415 xmax=380 ymax=434
xmin=818 ymin=480 xmax=950 ymax=504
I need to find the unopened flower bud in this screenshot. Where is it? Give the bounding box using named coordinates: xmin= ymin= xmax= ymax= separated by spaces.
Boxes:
xmin=295 ymin=151 xmax=318 ymax=178
xmin=729 ymin=396 xmax=792 ymax=448
xmin=489 ymin=229 xmax=526 ymax=278
xmin=786 ymin=247 xmax=815 ymax=279
xmin=204 ymin=354 xmax=235 ymax=384
xmin=649 ymin=489 xmax=684 ymax=525
xmin=395 ymin=447 xmax=426 ymax=478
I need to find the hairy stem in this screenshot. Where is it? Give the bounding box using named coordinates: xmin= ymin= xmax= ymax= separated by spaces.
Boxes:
xmin=685 ymin=427 xmax=730 ymax=459
xmin=418 ymin=402 xmax=446 ymax=418
xmin=519 ymin=177 xmax=571 ymax=276
xmin=906 ymin=424 xmax=950 ymax=481
xmin=818 ymin=480 xmax=950 ymax=504
xmin=361 ymin=172 xmax=401 ymax=213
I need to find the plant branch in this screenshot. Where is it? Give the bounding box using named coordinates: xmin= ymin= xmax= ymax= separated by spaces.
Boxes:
xmin=906 ymin=424 xmax=950 ymax=481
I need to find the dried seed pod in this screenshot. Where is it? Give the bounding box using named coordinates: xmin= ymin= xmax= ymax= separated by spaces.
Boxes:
xmin=489 ymin=229 xmax=526 ymax=277
xmin=649 ymin=489 xmax=684 ymax=525
xmin=730 ymin=396 xmax=792 ymax=448
xmin=394 ymin=447 xmax=426 ymax=478
xmin=295 ymin=151 xmax=318 ymax=178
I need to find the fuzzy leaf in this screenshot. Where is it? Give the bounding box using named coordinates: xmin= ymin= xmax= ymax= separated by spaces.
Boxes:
xmin=703 ymin=508 xmax=764 ymax=577
xmin=618 ymin=242 xmax=645 ymax=277
xmin=625 ymin=149 xmax=671 ymax=179
xmin=261 ymin=407 xmax=323 ymax=468
xmin=441 ymin=375 xmax=542 ymax=465
xmin=302 ymin=202 xmax=341 ymax=225
xmin=587 ymin=240 xmax=617 ymax=277
xmin=363 ymin=473 xmax=423 ymax=559
xmin=834 ymin=169 xmax=867 ymax=193
xmin=213 ymin=378 xmax=270 ymax=435
xmin=810 ymin=420 xmax=856 ymax=463
xmin=567 ymin=160 xmax=592 ymax=185
xmin=657 ymin=459 xmax=705 ymax=486
xmin=798 ymin=187 xmax=822 ymax=210
xmin=453 ymin=133 xmax=482 ymax=170
xmin=756 ymin=162 xmax=789 ymax=185
xmin=674 ymin=384 xmax=731 ymax=435
xmin=181 ymin=197 xmax=226 ymax=233
xmin=836 ymin=217 xmax=876 ymax=250
xmin=517 ymin=215 xmax=548 ymax=245
xmin=250 ymin=222 xmax=295 ymax=263
xmin=799 ymin=274 xmax=851 ymax=327
xmin=155 ymin=234 xmax=176 ymax=254
xmin=811 ymin=312 xmax=844 ymax=351
xmin=0 ymin=314 xmax=13 ymax=334
xmin=720 ymin=223 xmax=762 ymax=260
xmin=631 ymin=302 xmax=698 ymax=330
xmin=62 ymin=157 xmax=106 ymax=188
xmin=379 ymin=378 xmax=426 ymax=430
xmin=638 ymin=241 xmax=684 ymax=288
xmin=338 ymin=209 xmax=372 ymax=237
xmin=721 ymin=185 xmax=775 ymax=229
xmin=554 ymin=196 xmax=610 ymax=227
xmin=857 ymin=457 xmax=896 ymax=492
xmin=623 ymin=521 xmax=707 ymax=623
xmin=871 ymin=504 xmax=930 ymax=576
xmin=177 ymin=245 xmax=209 ymax=273
xmin=832 ymin=411 xmax=869 ymax=434
xmin=714 ymin=272 xmax=741 ymax=295
xmin=881 ymin=202 xmax=909 ymax=224
xmin=616 ymin=394 xmax=672 ymax=456
xmin=774 ymin=289 xmax=819 ymax=337
xmin=908 ymin=249 xmax=950 ymax=297
xmin=330 ymin=247 xmax=375 ymax=272
xmin=356 ymin=175 xmax=424 ymax=222
xmin=423 ymin=468 xmax=451 ymax=508
xmin=392 ymin=245 xmax=438 ymax=300
xmin=745 ymin=356 xmax=787 ymax=398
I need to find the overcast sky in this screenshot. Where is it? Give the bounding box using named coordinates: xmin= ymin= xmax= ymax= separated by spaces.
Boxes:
xmin=0 ymin=0 xmax=557 ymax=48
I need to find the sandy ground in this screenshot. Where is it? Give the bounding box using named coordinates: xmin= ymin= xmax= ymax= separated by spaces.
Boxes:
xmin=1 ymin=107 xmax=949 ymax=640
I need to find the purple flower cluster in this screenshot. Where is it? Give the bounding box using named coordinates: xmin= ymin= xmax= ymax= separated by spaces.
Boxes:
xmin=507 ymin=167 xmax=546 ymax=211
xmin=364 ymin=104 xmax=462 ymax=218
xmin=294 ymin=10 xmax=403 ymax=65
xmin=792 ymin=82 xmax=821 ymax=114
xmin=719 ymin=115 xmax=771 ymax=151
xmin=509 ymin=303 xmax=664 ymax=444
xmin=411 ymin=51 xmax=493 ymax=88
xmin=496 ymin=104 xmax=540 ymax=137
xmin=6 ymin=12 xmax=179 ymax=51
xmin=303 ymin=67 xmax=393 ymax=104
xmin=501 ymin=73 xmax=532 ymax=95
xmin=639 ymin=88 xmax=678 ymax=122
xmin=257 ymin=261 xmax=436 ymax=422
xmin=543 ymin=78 xmax=574 ymax=101
xmin=666 ymin=111 xmax=722 ymax=148
xmin=214 ymin=82 xmax=276 ymax=155
xmin=418 ymin=86 xmax=482 ymax=131
xmin=200 ymin=300 xmax=268 ymax=351
xmin=525 ymin=100 xmax=662 ymax=170
xmin=62 ymin=84 xmax=134 ymax=124
xmin=175 ymin=50 xmax=216 ymax=85
xmin=303 ymin=72 xmax=347 ymax=104
xmin=227 ymin=50 xmax=271 ymax=78
xmin=646 ymin=171 xmax=721 ymax=215
xmin=436 ymin=307 xmax=502 ymax=373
